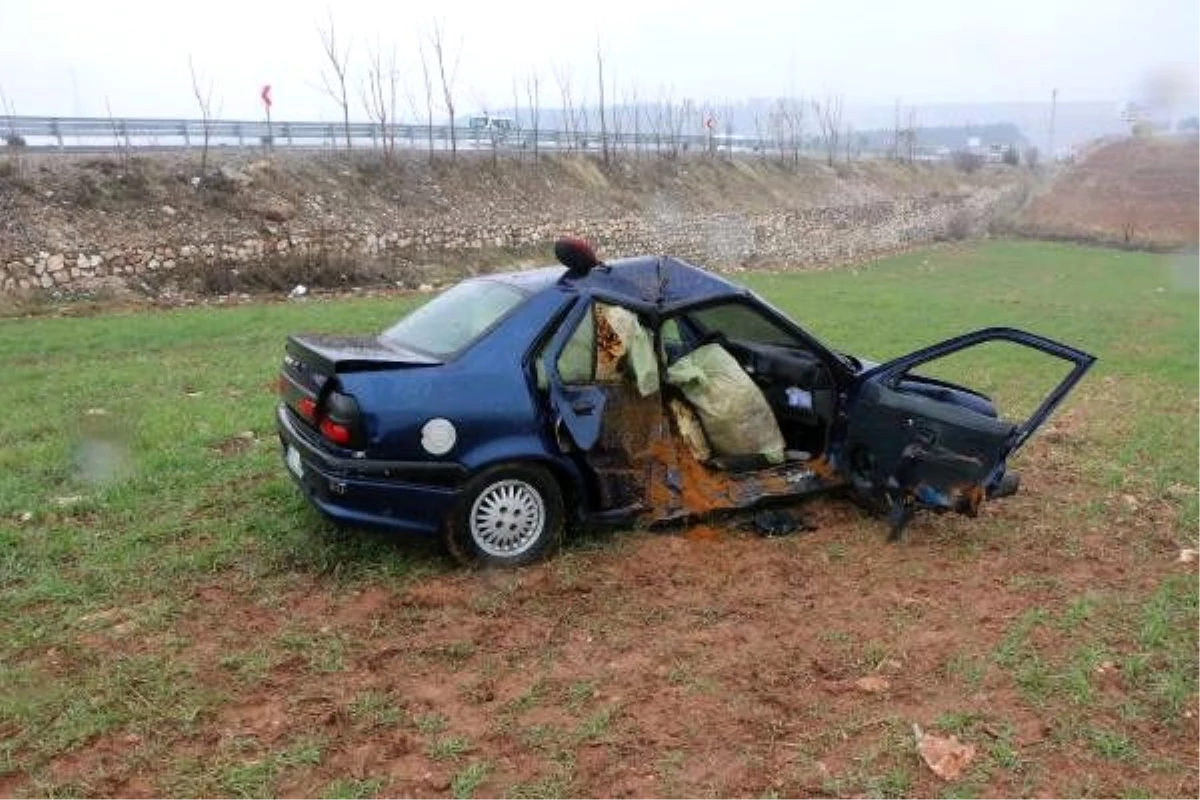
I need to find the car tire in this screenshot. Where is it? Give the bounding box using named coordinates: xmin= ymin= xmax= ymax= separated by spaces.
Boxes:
xmin=445 ymin=463 xmax=564 ymax=567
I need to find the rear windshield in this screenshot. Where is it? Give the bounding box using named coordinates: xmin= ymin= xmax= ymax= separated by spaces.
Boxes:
xmin=380 ymin=280 xmax=526 ymax=359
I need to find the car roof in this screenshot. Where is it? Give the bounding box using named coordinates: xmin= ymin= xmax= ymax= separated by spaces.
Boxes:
xmin=484 ymin=255 xmax=743 ymax=308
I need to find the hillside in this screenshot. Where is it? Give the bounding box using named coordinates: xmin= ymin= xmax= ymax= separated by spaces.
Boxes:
xmin=1020 ymin=136 xmax=1199 ymax=248
xmin=0 ymin=150 xmax=1027 ymax=299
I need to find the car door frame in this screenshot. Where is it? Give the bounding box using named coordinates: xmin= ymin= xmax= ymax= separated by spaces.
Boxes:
xmin=844 ymin=325 xmax=1096 ymax=506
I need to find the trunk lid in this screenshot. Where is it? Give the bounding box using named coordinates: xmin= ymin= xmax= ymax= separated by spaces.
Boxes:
xmin=279 ymin=335 xmax=439 ymax=449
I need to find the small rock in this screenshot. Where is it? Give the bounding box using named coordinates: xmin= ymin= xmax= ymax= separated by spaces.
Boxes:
xmin=53 ymin=495 xmax=85 ymax=507
xmin=418 ymin=283 xmax=434 ymax=292
xmin=855 ymin=675 xmax=890 ymax=694
xmin=218 ymin=164 xmax=253 ymax=188
xmin=253 ymin=198 xmax=295 ymax=222
xmin=914 ymin=724 xmax=977 ymax=781
xmin=17 ymin=511 xmax=32 ymax=523
xmin=1177 ymin=548 xmax=1198 ymax=563
xmin=161 ymin=205 xmax=176 ymax=216
xmin=78 ymin=608 xmax=121 ymax=626
xmin=288 ymin=284 xmax=308 ymax=298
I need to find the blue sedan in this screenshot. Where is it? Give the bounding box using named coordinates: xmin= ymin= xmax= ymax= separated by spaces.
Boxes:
xmin=277 ymin=239 xmax=1094 ymax=566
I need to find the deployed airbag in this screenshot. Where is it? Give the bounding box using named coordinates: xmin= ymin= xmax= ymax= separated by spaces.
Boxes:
xmin=666 ymin=343 xmax=786 ymax=464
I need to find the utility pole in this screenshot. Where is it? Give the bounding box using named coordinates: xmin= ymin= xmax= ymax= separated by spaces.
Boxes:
xmin=1048 ymin=87 xmax=1058 ymax=164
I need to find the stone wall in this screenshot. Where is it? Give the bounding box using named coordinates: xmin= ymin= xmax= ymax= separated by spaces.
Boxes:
xmin=0 ymin=183 xmax=1017 ymax=295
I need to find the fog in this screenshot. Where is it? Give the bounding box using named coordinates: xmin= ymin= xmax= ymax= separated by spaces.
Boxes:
xmin=1 ymin=0 xmax=1196 ymax=143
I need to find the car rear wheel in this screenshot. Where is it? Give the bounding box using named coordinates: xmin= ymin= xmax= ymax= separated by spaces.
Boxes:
xmin=445 ymin=464 xmax=564 ymax=567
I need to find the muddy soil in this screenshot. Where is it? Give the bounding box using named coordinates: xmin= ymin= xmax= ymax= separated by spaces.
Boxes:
xmin=33 ymin=431 xmax=1198 ymax=798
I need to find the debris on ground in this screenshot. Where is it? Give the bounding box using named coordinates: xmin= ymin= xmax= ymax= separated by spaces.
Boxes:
xmin=288 ymin=284 xmax=308 ymax=299
xmin=854 ymin=675 xmax=891 ymax=694
xmin=913 ymin=724 xmax=977 ymax=781
xmin=1177 ymin=548 xmax=1198 ymax=563
xmin=684 ymin=524 xmax=723 ymax=542
xmin=751 ymin=509 xmax=818 ymax=537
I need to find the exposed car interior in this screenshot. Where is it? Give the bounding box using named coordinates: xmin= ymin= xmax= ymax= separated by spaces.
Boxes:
xmin=543 ymin=298 xmax=840 ymax=476
xmin=661 ymin=303 xmax=838 ymax=467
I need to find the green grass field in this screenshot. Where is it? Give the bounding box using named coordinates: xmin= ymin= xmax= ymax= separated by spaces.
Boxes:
xmin=1 ymin=239 xmax=1196 ymax=797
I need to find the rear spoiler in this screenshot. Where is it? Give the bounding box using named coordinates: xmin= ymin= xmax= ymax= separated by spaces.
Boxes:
xmin=286 ymin=334 xmax=442 ymax=374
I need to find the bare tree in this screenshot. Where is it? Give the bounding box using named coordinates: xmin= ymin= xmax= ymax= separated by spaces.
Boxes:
xmin=552 ymin=63 xmax=576 ymax=149
xmin=768 ymin=98 xmax=788 ymax=163
xmin=317 ymin=11 xmax=353 ymax=152
xmin=655 ymin=87 xmax=681 ymax=156
xmin=524 ymin=68 xmax=541 ymax=158
xmin=511 ymin=76 xmax=523 ymax=160
xmin=753 ymin=112 xmax=767 ymax=161
xmin=719 ymin=99 xmax=737 ymax=159
xmin=1 ymin=84 xmax=25 ymax=177
xmin=103 ymin=97 xmax=131 ymax=169
xmin=410 ymin=41 xmax=436 ymax=162
xmin=429 ymin=21 xmax=460 ymax=158
xmin=772 ymin=97 xmax=801 ymax=163
xmin=905 ymin=107 xmax=919 ymax=162
xmin=0 ymin=83 xmax=17 ymax=143
xmin=188 ymin=56 xmax=216 ymax=176
xmin=596 ymin=40 xmax=609 ymax=164
xmin=812 ymin=94 xmax=843 ymax=167
xmin=891 ymin=98 xmax=901 ymax=160
xmin=625 ymin=83 xmax=641 ymax=158
xmin=782 ymin=97 xmax=804 ymax=163
xmin=577 ymin=87 xmax=591 ymax=148
xmin=360 ymin=40 xmax=399 ymax=163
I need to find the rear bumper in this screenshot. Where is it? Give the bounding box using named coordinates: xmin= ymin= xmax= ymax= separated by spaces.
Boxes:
xmin=276 ymin=404 xmax=462 ymax=536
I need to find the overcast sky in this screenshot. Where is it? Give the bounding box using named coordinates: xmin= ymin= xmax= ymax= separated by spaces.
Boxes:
xmin=1 ymin=0 xmax=1196 ymax=121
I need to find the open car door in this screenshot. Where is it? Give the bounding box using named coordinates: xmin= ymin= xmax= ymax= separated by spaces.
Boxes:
xmin=842 ymin=326 xmax=1095 ymax=537
xmin=541 ymin=299 xmax=677 ymax=518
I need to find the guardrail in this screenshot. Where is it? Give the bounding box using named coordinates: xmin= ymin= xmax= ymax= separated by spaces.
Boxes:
xmin=0 ymin=114 xmax=968 ymax=162
xmin=0 ymin=114 xmax=775 ymax=154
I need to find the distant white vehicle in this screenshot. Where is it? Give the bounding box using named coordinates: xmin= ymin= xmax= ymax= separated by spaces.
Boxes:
xmin=468 ymin=115 xmax=514 ymax=132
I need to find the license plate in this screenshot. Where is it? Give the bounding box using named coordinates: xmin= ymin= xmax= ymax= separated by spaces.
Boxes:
xmin=285 ymin=444 xmax=304 ymax=478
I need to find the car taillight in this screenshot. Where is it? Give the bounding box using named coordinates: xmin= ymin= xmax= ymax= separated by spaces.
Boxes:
xmin=297 ymin=397 xmax=318 ymax=421
xmin=317 ymin=390 xmax=363 ymax=448
xmin=319 ymin=418 xmax=353 ymax=446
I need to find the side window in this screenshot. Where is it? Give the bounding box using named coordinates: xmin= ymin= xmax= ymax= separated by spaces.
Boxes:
xmin=687 ymin=302 xmax=802 ymax=348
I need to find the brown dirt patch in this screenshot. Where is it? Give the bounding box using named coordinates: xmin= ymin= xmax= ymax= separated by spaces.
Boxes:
xmin=1022 ymin=136 xmax=1199 ymax=248
xmin=21 ymin=468 xmax=1199 ymax=797
xmin=209 ymin=430 xmax=258 ymax=457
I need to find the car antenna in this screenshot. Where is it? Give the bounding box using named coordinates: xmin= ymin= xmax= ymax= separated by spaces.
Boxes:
xmin=554 ymin=236 xmax=603 ymax=281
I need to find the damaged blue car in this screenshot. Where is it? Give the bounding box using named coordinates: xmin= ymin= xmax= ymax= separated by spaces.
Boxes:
xmin=276 ymin=238 xmax=1095 ymax=566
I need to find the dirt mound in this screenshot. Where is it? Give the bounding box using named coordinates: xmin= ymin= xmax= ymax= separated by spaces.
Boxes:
xmin=1021 ymin=136 xmax=1199 ymax=248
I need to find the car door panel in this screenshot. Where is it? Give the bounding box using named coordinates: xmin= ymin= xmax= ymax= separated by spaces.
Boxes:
xmin=844 ymin=326 xmax=1095 ymax=512
xmin=542 ymin=298 xmax=675 ymax=513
